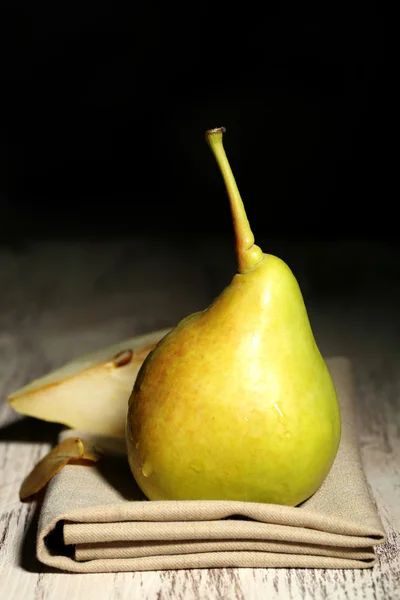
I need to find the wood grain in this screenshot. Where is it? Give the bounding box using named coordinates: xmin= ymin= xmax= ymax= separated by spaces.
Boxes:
xmin=1 ymin=239 xmax=399 ymax=599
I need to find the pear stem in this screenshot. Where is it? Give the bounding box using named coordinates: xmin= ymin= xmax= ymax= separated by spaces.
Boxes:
xmin=206 ymin=127 xmax=263 ymax=274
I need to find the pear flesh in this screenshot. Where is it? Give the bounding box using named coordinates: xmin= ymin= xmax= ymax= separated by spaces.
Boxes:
xmin=126 ymin=129 xmax=341 ymax=506
xmin=8 ymin=329 xmax=170 ymax=437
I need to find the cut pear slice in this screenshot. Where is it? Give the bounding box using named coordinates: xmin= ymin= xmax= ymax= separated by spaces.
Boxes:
xmin=8 ymin=328 xmax=171 ymax=438
xmin=19 ymin=437 xmax=104 ymax=500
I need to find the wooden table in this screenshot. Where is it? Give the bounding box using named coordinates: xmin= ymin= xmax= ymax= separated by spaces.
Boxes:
xmin=1 ymin=237 xmax=399 ymax=599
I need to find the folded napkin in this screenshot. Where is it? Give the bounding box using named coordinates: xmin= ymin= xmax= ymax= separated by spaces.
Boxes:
xmin=36 ymin=357 xmax=386 ymax=572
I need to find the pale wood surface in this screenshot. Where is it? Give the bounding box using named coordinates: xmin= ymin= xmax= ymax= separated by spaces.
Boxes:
xmin=1 ymin=237 xmax=399 ymax=599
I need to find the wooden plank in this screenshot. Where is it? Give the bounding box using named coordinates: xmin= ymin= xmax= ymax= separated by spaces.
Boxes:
xmin=1 ymin=240 xmax=399 ymax=599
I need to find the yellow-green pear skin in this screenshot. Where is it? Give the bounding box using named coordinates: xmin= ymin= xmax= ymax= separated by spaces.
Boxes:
xmin=126 ymin=128 xmax=341 ymax=506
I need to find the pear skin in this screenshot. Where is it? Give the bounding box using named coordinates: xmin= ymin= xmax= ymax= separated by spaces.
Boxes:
xmin=126 ymin=128 xmax=341 ymax=506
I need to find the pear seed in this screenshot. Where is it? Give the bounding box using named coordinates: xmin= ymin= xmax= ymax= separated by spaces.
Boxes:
xmin=113 ymin=349 xmax=133 ymax=367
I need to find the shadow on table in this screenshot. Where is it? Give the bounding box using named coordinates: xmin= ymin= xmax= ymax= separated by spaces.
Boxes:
xmin=19 ymin=495 xmax=60 ymax=574
xmin=0 ymin=415 xmax=63 ymax=444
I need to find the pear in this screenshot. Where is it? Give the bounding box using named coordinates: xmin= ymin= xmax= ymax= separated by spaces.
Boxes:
xmin=126 ymin=127 xmax=341 ymax=506
xmin=8 ymin=329 xmax=170 ymax=437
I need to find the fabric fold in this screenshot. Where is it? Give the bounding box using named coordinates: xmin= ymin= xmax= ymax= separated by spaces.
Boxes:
xmin=36 ymin=357 xmax=386 ymax=572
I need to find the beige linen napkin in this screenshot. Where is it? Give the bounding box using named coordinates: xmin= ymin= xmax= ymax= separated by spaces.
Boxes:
xmin=36 ymin=357 xmax=386 ymax=572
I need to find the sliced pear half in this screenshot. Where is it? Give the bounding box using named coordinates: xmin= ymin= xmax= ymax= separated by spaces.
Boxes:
xmin=8 ymin=328 xmax=171 ymax=437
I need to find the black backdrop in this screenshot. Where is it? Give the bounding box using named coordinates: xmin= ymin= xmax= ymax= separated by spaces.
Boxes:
xmin=0 ymin=5 xmax=389 ymax=243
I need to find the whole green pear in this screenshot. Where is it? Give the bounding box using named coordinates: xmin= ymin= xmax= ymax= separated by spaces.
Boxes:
xmin=126 ymin=127 xmax=341 ymax=506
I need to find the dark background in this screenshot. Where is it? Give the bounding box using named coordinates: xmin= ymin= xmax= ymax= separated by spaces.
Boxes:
xmin=0 ymin=5 xmax=391 ymax=245
xmin=0 ymin=6 xmax=398 ymax=445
